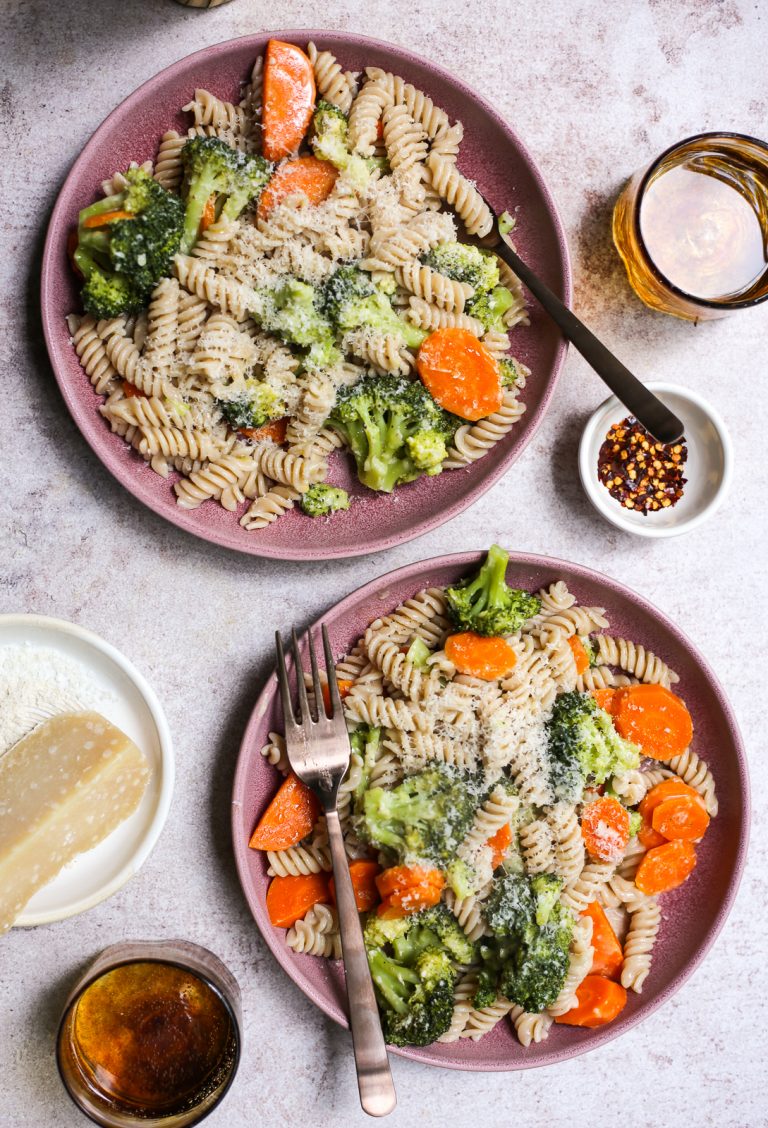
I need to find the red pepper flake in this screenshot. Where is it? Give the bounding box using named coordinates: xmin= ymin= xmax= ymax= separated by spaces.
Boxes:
xmin=597 ymin=416 xmax=687 ymax=515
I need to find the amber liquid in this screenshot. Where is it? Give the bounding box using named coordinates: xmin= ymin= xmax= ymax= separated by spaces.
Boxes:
xmin=60 ymin=962 xmax=235 ymax=1118
xmin=613 ymin=135 xmax=768 ymax=320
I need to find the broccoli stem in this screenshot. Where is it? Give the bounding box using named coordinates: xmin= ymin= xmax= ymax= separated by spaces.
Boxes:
xmin=367 ymin=949 xmax=420 ymax=1014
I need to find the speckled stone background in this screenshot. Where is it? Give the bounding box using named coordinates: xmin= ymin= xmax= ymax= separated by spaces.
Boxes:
xmin=1 ymin=1 xmax=767 ymax=1125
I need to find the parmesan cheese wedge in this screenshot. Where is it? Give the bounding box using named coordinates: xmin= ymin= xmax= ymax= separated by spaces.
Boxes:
xmin=0 ymin=712 xmax=151 ymax=934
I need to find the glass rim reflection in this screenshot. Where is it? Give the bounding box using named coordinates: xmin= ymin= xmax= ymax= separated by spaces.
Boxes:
xmin=56 ymin=955 xmax=241 ymax=1128
xmin=633 ymin=129 xmax=768 ymax=312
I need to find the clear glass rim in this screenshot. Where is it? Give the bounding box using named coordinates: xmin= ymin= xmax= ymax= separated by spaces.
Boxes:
xmin=633 ymin=129 xmax=768 ymax=311
xmin=56 ymin=956 xmax=241 ymax=1128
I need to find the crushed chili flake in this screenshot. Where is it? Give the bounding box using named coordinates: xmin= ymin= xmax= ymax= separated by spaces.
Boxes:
xmin=597 ymin=417 xmax=687 ymax=515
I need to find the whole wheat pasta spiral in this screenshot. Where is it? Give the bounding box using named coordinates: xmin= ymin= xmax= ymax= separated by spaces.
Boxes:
xmin=71 ymin=316 xmax=118 ymax=394
xmin=307 ymin=42 xmax=356 ymax=113
xmin=405 ymin=297 xmax=484 ymax=336
xmin=239 ymin=485 xmax=300 ymax=530
xmin=382 ymin=103 xmax=428 ymax=172
xmin=154 ymin=130 xmax=185 ymax=192
xmin=547 ymin=802 xmax=585 ymax=885
xmin=286 ymin=904 xmax=341 ymax=958
xmin=266 ymin=841 xmax=332 ymax=878
xmin=438 ymin=971 xmax=479 ymax=1043
xmin=137 ymin=425 xmax=214 ymax=461
xmin=444 ymin=389 xmax=526 ymax=469
xmin=174 ymin=255 xmax=253 ymax=320
xmin=395 ymin=261 xmax=473 ymax=312
xmin=259 ymin=731 xmax=289 ymax=772
xmin=510 ymin=1007 xmax=553 ymax=1047
xmin=561 ymin=860 xmax=616 ymax=913
xmin=426 ymin=152 xmax=493 ymax=236
xmin=430 ymin=122 xmax=464 ymax=161
xmin=594 ymin=635 xmax=679 ymax=687
xmin=143 ymin=277 xmax=180 ymax=378
xmin=364 ymin=68 xmax=451 ymax=138
xmin=519 ymin=819 xmax=555 ymax=875
xmin=174 ymin=454 xmax=253 ymax=510
xmin=365 ymin=632 xmax=440 ymax=704
xmin=183 ymin=89 xmax=248 ymax=134
xmin=255 ymin=446 xmax=325 ymax=492
xmin=621 ymin=897 xmax=661 ymax=993
xmin=342 ymin=329 xmax=413 ymax=375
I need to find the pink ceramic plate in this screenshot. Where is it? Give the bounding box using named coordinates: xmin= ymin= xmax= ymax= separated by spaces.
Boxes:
xmin=232 ymin=550 xmax=748 ymax=1070
xmin=41 ymin=31 xmax=571 ymax=560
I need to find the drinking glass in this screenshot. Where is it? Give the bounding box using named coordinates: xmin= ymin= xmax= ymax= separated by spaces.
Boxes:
xmin=612 ymin=131 xmax=768 ymax=321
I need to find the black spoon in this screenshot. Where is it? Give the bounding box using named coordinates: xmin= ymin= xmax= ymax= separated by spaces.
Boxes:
xmin=484 ymin=219 xmax=685 ymax=444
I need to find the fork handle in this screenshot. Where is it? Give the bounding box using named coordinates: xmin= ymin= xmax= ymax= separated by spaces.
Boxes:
xmin=325 ymin=808 xmax=397 ymax=1117
xmin=494 ymin=240 xmax=685 ymax=445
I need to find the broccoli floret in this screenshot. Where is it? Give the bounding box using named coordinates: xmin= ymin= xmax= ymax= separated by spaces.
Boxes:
xmin=547 ymin=691 xmax=641 ymax=804
xmin=498 ymin=210 xmax=515 ymax=238
xmin=366 ymin=946 xmax=455 ymax=1046
xmin=75 ymin=168 xmax=184 ymax=318
xmin=628 ymin=809 xmax=643 ymax=837
xmin=406 ymin=431 xmax=448 ymax=472
xmin=300 ymin=483 xmax=350 ymax=517
xmin=363 ymin=906 xmax=470 ymax=1046
xmin=320 ymin=266 xmax=426 ymax=350
xmin=259 ymin=278 xmax=339 ymax=367
xmin=217 ymin=380 xmax=284 ymax=431
xmin=405 ymin=637 xmax=431 ymax=669
xmin=467 ymin=285 xmax=515 ymax=332
xmin=361 ymin=766 xmax=479 ymax=867
xmin=445 ymin=544 xmax=541 ymax=637
xmin=180 ymin=136 xmax=272 ymax=253
xmin=498 ymin=358 xmax=525 ymax=388
xmin=422 ymin=242 xmax=499 ymax=294
xmin=310 ymin=101 xmax=371 ymax=189
xmin=479 ymin=872 xmax=574 ymax=1012
xmin=328 ymin=374 xmax=459 ymax=493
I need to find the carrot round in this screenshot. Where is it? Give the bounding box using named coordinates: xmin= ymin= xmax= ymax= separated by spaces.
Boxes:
xmin=581 ymin=902 xmax=624 ymax=980
xmin=258 ymin=156 xmax=338 ymax=220
xmin=444 ymin=631 xmax=517 ymax=680
xmin=82 ymin=209 xmax=135 ymax=229
xmin=122 ymin=381 xmax=147 ymax=399
xmin=321 ymin=677 xmax=354 ymax=715
xmin=568 ymin=636 xmax=590 ymax=675
xmin=554 ymin=975 xmax=628 ymax=1028
xmin=581 ymin=796 xmax=631 ymax=863
xmin=329 ymin=860 xmax=381 ymax=912
xmin=635 ymin=839 xmax=697 ymax=895
xmin=248 ymin=772 xmax=319 ymax=851
xmin=591 ymin=687 xmax=619 ymax=714
xmin=416 ymin=327 xmax=503 ymax=421
xmin=200 ymin=194 xmax=217 ymax=233
xmin=652 ymin=794 xmax=709 ymax=841
xmin=266 ymin=873 xmax=330 ymax=928
xmin=487 ymin=822 xmax=513 ymax=869
xmin=638 ymin=820 xmax=667 ymax=850
xmin=613 ymin=684 xmax=693 ymax=760
xmin=238 ymin=417 xmax=289 ymax=444
xmin=262 ymin=40 xmax=316 ymax=161
xmin=376 ymin=864 xmax=445 ymax=917
xmin=638 ymin=777 xmax=700 ymax=822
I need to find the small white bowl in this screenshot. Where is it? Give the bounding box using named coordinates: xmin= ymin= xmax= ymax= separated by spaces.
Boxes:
xmin=0 ymin=615 xmax=174 ymax=927
xmin=578 ymin=382 xmax=733 ymax=538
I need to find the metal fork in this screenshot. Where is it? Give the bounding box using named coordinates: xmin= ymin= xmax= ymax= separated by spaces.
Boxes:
xmin=474 ymin=204 xmax=685 ymax=444
xmin=275 ymin=626 xmax=397 ymax=1119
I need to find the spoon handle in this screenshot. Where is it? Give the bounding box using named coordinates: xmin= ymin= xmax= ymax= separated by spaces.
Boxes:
xmin=495 ymin=240 xmax=685 ymax=444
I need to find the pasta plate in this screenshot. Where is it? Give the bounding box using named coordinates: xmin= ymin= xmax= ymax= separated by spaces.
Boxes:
xmin=231 ymin=551 xmax=748 ymax=1069
xmin=41 ymin=31 xmax=570 ymax=559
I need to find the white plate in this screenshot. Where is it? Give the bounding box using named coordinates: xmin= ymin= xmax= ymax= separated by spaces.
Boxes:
xmin=0 ymin=615 xmax=174 ymax=927
xmin=578 ymin=382 xmax=733 ymax=538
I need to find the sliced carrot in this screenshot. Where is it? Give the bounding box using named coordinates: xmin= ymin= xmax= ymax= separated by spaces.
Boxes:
xmin=375 ymin=864 xmax=445 ymax=917
xmin=554 ymin=975 xmax=628 ymax=1028
xmin=581 ymin=796 xmax=631 ymax=863
xmin=638 ymin=778 xmax=700 ymax=822
xmin=613 ymin=684 xmax=693 ymax=760
xmin=200 ymin=193 xmax=217 ymax=233
xmin=416 ymin=328 xmax=503 ymax=421
xmin=248 ymin=772 xmax=319 ymax=851
xmin=262 ymin=40 xmax=316 ymax=161
xmin=568 ymin=636 xmax=590 ymax=675
xmin=591 ymin=687 xmax=620 ymax=714
xmin=487 ymin=823 xmax=513 ymax=869
xmin=444 ymin=632 xmax=517 ymax=680
xmin=238 ymin=417 xmax=289 ymax=444
xmin=122 ymin=381 xmax=147 ymax=399
xmin=581 ymin=902 xmax=624 ymax=980
xmin=376 ymin=118 xmax=385 ymax=141
xmin=652 ymin=794 xmax=710 ymax=841
xmin=257 ymin=156 xmax=338 ymax=220
xmin=266 ymin=873 xmax=330 ymax=928
xmin=635 ymin=839 xmax=697 ymax=895
xmin=82 ymin=209 xmax=135 ymax=229
xmin=329 ymin=860 xmax=381 ymax=913
xmin=320 ymin=678 xmax=354 ymax=714
xmin=638 ymin=820 xmax=667 ymax=850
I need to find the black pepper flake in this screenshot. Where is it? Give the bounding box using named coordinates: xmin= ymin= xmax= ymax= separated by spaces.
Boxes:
xmin=597 ymin=416 xmax=688 ymax=515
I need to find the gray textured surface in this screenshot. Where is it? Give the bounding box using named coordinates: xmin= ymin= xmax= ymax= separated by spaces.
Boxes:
xmin=1 ymin=1 xmax=767 ymax=1125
